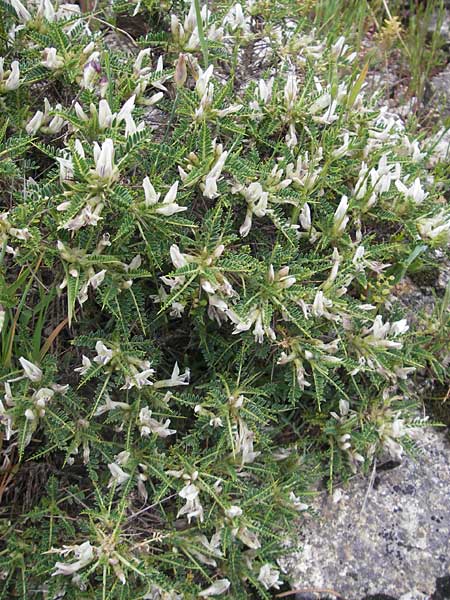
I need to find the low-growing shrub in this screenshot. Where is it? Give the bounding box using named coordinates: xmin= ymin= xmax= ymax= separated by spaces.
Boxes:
xmin=0 ymin=0 xmax=449 ymax=598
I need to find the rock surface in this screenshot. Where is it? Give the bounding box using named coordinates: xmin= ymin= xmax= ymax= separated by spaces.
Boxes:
xmin=281 ymin=427 xmax=450 ymax=599
xmin=428 ymin=64 xmax=450 ymax=116
xmin=428 ymin=9 xmax=450 ymax=43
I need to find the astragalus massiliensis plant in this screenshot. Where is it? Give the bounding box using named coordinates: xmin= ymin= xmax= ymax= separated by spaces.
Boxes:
xmin=0 ymin=0 xmax=448 ymax=598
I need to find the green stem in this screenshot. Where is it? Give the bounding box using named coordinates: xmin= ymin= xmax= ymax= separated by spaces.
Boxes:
xmin=291 ymin=204 xmax=301 ymax=225
xmin=193 ymin=0 xmax=209 ymax=68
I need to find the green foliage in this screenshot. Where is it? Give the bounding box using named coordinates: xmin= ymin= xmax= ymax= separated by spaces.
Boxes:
xmin=0 ymin=0 xmax=449 ymax=598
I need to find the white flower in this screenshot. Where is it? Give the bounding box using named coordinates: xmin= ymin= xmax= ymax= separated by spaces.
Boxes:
xmin=156 ymin=182 xmax=186 ymax=216
xmin=258 ymin=564 xmax=283 ymax=590
xmin=352 ymin=245 xmax=365 ymax=269
xmin=0 ymin=399 xmax=15 ymax=440
xmin=354 ymin=161 xmax=369 ymax=200
xmin=133 ymin=48 xmax=151 ymax=76
xmin=45 ymin=112 xmax=65 ymax=134
xmin=285 ymin=122 xmax=298 ymax=149
xmin=10 ymin=0 xmax=31 ymax=22
xmin=122 ymin=367 xmax=155 ymax=390
xmin=82 ymin=42 xmax=95 ymax=55
xmin=364 ymin=316 xmax=403 ymax=349
xmin=9 ymin=226 xmax=30 ymax=241
xmin=196 ymin=65 xmax=214 ymax=98
xmin=239 ymin=211 xmax=252 ymax=237
xmin=74 ymin=355 xmax=92 ymax=375
xmin=225 ymin=505 xmax=242 ymax=518
xmin=284 ymin=73 xmax=298 ymax=111
xmin=42 ymin=47 xmax=64 ymax=70
xmin=52 ymin=541 xmax=94 ymax=577
xmin=116 ymin=95 xmax=136 ymax=124
xmin=37 ymin=0 xmax=56 ymax=21
xmin=215 ymin=104 xmax=242 ymax=118
xmin=143 ymin=176 xmax=161 ymax=206
xmin=177 ymin=482 xmax=204 ymax=523
xmin=309 ymin=92 xmax=331 ymax=115
xmin=108 ymin=462 xmax=130 ymax=488
xmin=427 ymin=129 xmax=450 ymax=166
xmin=331 ymin=35 xmax=348 ymax=59
xmin=383 ymin=436 xmax=404 ymax=461
xmin=98 ymin=99 xmax=114 ymax=129
xmin=191 ymin=531 xmax=223 ymax=567
xmin=371 ymin=315 xmax=391 ymax=339
xmin=122 ymin=113 xmax=143 ymax=138
xmin=333 ymin=195 xmax=349 ymax=235
xmin=332 ymin=132 xmax=351 ymax=158
xmin=325 ymin=247 xmax=341 ymax=286
xmin=146 ymin=91 xmax=164 ymax=106
xmin=93 ymin=138 xmax=118 ymax=182
xmin=394 ymin=366 xmax=416 ymax=380
xmin=81 ymin=53 xmax=101 ymax=90
xmin=25 ymin=408 xmax=36 ymax=421
xmin=133 ymin=1 xmax=142 ymax=16
xmin=84 ymin=204 xmax=103 ymax=227
xmin=223 ymin=3 xmax=250 ymax=33
xmin=93 ymin=341 xmax=114 ymax=365
xmin=286 ymin=149 xmax=323 ymax=192
xmin=235 ymin=182 xmax=269 ymax=236
xmin=311 ymin=291 xmax=332 ymax=318
xmin=233 ymin=306 xmax=275 ymax=344
xmin=395 ymin=177 xmax=428 ymax=203
xmin=197 ymin=86 xmax=215 ymax=118
xmin=19 ymin=357 xmax=43 ymax=382
xmin=269 ymin=265 xmax=296 ymax=289
xmin=313 ymin=99 xmax=338 ymax=124
xmin=289 ymin=491 xmax=309 ymax=512
xmin=417 ymin=211 xmax=450 ymax=243
xmin=235 ymin=417 xmax=260 ymax=464
xmin=26 ymin=110 xmax=44 ymax=135
xmin=4 ymin=61 xmax=20 ymax=91
xmin=87 ymin=269 xmax=106 ymax=290
xmin=170 ymin=244 xmax=189 ymax=269
xmin=203 ymin=149 xmax=228 ymax=199
xmin=390 ymin=318 xmax=409 ymax=336
xmin=339 ymin=399 xmax=349 ymax=416
xmin=199 ymin=579 xmax=230 ymax=597
xmin=74 ymin=102 xmax=88 ymax=121
xmin=236 ymin=525 xmax=261 ymax=549
xmin=257 ymin=77 xmax=274 ymax=104
xmin=369 ymin=154 xmax=401 ymax=200
xmin=63 ymin=210 xmax=86 ymax=231
xmin=95 ymin=394 xmax=130 ymax=416
xmin=33 ymin=387 xmax=54 ymax=412
xmin=400 ymin=136 xmax=424 ymax=162
xmin=139 ymin=406 xmax=176 ymax=437
xmin=299 ymin=202 xmax=311 ymax=230
xmin=154 ymin=362 xmax=190 ymax=388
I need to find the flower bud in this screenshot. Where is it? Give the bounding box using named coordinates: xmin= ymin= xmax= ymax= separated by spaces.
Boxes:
xmin=174 ymin=53 xmax=187 ymax=88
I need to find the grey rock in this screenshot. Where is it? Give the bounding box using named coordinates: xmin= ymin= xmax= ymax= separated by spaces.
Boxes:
xmin=399 ymin=593 xmax=428 ymax=600
xmin=428 ymin=64 xmax=450 ymax=117
xmin=280 ymin=427 xmax=450 ymax=600
xmin=428 ymin=10 xmax=450 ymax=43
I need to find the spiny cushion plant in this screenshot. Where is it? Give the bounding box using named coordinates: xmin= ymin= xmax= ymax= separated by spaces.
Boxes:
xmin=0 ymin=0 xmax=449 ymax=598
